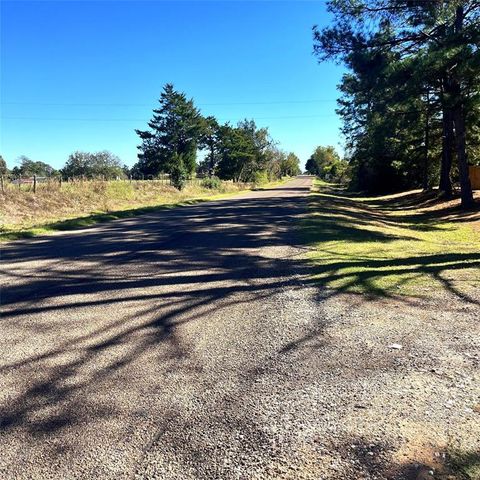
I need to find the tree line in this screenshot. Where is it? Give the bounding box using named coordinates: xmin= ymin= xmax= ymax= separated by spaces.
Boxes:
xmin=1 ymin=84 xmax=302 ymax=190
xmin=314 ymin=0 xmax=479 ymax=208
xmin=0 ymin=153 xmax=127 ymax=181
xmin=133 ymin=83 xmax=301 ymax=188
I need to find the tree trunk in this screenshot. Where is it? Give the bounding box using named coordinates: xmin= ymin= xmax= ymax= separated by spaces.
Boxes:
xmin=452 ymin=100 xmax=474 ymax=209
xmin=422 ymin=90 xmax=430 ymax=191
xmin=439 ymin=105 xmax=453 ymax=198
xmin=209 ymin=140 xmax=215 ymax=177
xmin=451 ymin=5 xmax=474 ymax=209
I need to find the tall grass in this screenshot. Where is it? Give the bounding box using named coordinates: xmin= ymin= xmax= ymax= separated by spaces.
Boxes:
xmin=0 ymin=179 xmax=247 ymax=240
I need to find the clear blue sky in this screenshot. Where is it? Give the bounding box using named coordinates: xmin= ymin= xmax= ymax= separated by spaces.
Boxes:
xmin=1 ymin=0 xmax=345 ymax=170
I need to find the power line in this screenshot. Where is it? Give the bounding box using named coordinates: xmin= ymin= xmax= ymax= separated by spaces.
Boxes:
xmin=0 ymin=99 xmax=337 ymax=107
xmin=1 ymin=113 xmax=338 ymax=122
xmin=204 ymin=99 xmax=337 ymax=106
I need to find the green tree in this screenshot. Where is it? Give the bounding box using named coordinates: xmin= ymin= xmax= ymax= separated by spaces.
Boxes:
xmin=215 ymin=120 xmax=276 ymax=182
xmin=122 ymin=164 xmax=131 ymax=178
xmin=334 ymin=49 xmax=436 ymax=192
xmin=170 ymin=156 xmax=188 ymax=190
xmin=61 ymin=152 xmax=90 ymax=178
xmin=306 ymin=146 xmax=347 ymax=182
xmin=14 ymin=156 xmax=57 ymax=177
xmin=198 ymin=115 xmax=220 ymax=176
xmin=237 ymin=120 xmax=275 ymax=181
xmin=216 ymin=124 xmax=256 ymax=182
xmin=314 ymin=0 xmax=479 ymax=207
xmin=134 ymin=84 xmax=203 ymax=181
xmin=280 ymin=152 xmax=301 ymax=177
xmin=62 ymin=151 xmax=124 ymax=179
xmin=305 ymin=157 xmax=320 ymax=176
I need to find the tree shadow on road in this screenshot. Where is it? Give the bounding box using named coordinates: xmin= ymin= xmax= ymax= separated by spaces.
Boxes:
xmin=0 ymin=187 xmax=316 ymax=443
xmin=0 ymin=181 xmax=478 ymax=476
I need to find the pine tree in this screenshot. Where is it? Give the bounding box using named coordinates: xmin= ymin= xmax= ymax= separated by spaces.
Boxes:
xmin=314 ymin=0 xmax=479 ymax=207
xmin=134 ymin=84 xmax=202 ymax=180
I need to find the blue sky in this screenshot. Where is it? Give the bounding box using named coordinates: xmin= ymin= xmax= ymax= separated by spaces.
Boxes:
xmin=1 ymin=0 xmax=345 ymax=170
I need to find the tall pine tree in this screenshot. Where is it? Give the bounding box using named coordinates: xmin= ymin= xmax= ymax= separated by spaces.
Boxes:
xmin=314 ymin=0 xmax=479 ymax=207
xmin=134 ymin=84 xmax=202 ymax=180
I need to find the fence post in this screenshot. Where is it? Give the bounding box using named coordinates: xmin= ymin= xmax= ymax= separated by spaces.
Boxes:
xmin=33 ymin=175 xmax=37 ymax=193
xmin=0 ymin=175 xmax=4 ymax=194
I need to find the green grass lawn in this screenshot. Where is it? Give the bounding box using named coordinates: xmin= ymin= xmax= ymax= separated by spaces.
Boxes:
xmin=303 ymin=181 xmax=480 ymax=299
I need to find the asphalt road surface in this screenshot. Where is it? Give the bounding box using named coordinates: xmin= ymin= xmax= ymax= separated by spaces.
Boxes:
xmin=2 ymin=176 xmax=479 ymax=479
xmin=1 ymin=176 xmax=319 ymax=479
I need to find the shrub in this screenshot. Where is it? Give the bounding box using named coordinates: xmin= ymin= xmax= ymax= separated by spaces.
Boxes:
xmin=201 ymin=176 xmax=222 ymax=190
xmin=170 ymin=164 xmax=188 ymax=190
xmin=253 ymin=170 xmax=269 ymax=185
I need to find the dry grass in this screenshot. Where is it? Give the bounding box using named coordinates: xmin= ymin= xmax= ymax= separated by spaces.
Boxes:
xmin=0 ymin=179 xmax=248 ymax=241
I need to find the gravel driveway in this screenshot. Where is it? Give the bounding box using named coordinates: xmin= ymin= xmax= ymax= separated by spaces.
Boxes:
xmin=1 ymin=176 xmax=478 ymax=479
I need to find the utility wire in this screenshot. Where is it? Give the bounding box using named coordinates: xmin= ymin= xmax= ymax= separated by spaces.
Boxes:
xmin=1 ymin=99 xmax=337 ymax=107
xmin=1 ymin=113 xmax=338 ymax=122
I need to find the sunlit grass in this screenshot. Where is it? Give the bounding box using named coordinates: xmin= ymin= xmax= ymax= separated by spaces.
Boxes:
xmin=0 ymin=180 xmax=242 ymax=242
xmin=0 ymin=177 xmax=291 ymax=242
xmin=303 ymin=181 xmax=480 ymax=298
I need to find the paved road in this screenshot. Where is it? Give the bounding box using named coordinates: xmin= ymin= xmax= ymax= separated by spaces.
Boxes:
xmin=2 ymin=176 xmax=480 ymax=479
xmin=1 ymin=176 xmax=318 ymax=479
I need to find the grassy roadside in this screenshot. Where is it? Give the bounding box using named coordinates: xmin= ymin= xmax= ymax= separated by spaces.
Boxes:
xmin=0 ymin=177 xmax=292 ymax=242
xmin=446 ymin=450 xmax=480 ymax=480
xmin=302 ymin=180 xmax=480 ymax=299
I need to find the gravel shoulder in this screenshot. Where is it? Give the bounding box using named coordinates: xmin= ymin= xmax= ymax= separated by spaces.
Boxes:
xmin=1 ymin=176 xmax=479 ymax=479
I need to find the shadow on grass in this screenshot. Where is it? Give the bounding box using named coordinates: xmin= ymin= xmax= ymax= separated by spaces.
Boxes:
xmin=303 ymin=185 xmax=480 ymax=303
xmin=0 ymin=198 xmax=217 ymax=242
xmin=361 ymin=188 xmax=480 ymax=221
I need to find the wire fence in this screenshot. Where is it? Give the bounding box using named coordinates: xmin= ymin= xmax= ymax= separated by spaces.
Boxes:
xmin=0 ymin=173 xmax=246 ymax=195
